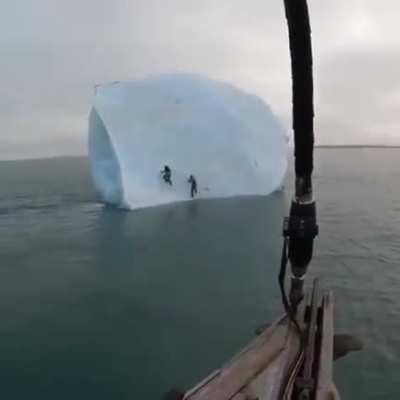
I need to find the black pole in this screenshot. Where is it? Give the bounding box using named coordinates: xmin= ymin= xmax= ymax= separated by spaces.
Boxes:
xmin=282 ymin=0 xmax=318 ymax=308
xmin=283 ymin=0 xmax=314 ymax=197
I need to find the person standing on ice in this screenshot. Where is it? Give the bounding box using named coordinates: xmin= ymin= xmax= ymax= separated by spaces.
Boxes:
xmin=161 ymin=165 xmax=172 ymax=185
xmin=188 ymin=175 xmax=197 ymax=198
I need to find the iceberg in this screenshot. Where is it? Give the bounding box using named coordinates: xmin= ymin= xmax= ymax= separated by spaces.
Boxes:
xmin=88 ymin=74 xmax=287 ymax=210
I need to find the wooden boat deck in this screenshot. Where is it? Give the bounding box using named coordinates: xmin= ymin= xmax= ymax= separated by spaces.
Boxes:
xmin=183 ymin=292 xmax=338 ymax=400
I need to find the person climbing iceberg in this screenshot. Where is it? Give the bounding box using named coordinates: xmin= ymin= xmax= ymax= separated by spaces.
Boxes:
xmin=188 ymin=175 xmax=198 ymax=198
xmin=161 ymin=165 xmax=172 ymax=185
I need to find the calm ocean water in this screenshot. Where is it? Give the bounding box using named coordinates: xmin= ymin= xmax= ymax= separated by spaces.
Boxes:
xmin=0 ymin=149 xmax=399 ymax=399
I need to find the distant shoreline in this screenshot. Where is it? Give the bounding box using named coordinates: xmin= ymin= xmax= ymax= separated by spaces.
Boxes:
xmin=1 ymin=146 xmax=400 ymax=163
xmin=315 ymin=145 xmax=400 ymax=149
xmin=0 ymin=155 xmax=88 ymax=163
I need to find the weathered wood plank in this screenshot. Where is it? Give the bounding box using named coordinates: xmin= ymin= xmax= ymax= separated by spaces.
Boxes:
xmin=184 ymin=317 xmax=301 ymax=400
xmin=315 ymin=292 xmax=340 ymax=400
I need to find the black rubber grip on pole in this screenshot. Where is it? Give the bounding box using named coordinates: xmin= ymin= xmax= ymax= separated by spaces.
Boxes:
xmin=284 ymin=201 xmax=318 ymax=273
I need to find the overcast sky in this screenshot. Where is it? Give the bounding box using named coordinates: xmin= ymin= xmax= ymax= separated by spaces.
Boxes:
xmin=1 ymin=0 xmax=399 ymax=159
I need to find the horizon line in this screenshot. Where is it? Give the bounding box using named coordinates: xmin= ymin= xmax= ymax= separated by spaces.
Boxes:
xmin=314 ymin=144 xmax=400 ymax=148
xmin=1 ymin=145 xmax=400 ymax=162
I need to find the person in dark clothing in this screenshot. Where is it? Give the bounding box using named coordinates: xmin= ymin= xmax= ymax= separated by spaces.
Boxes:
xmin=161 ymin=165 xmax=172 ymax=185
xmin=188 ymin=174 xmax=197 ymax=198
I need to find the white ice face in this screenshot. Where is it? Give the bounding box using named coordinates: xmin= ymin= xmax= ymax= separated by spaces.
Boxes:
xmin=89 ymin=74 xmax=287 ymax=210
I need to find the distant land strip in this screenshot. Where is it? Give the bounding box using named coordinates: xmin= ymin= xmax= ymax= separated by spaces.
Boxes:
xmin=315 ymin=145 xmax=400 ymax=149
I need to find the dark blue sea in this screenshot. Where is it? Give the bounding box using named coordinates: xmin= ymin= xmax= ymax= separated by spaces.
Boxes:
xmin=0 ymin=149 xmax=399 ymax=399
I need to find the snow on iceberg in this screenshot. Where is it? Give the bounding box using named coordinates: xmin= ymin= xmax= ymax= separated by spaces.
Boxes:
xmin=88 ymin=74 xmax=287 ymax=210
